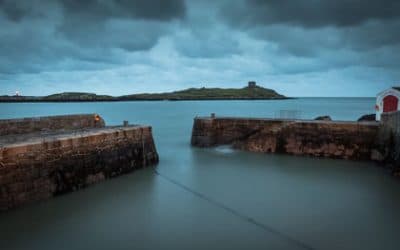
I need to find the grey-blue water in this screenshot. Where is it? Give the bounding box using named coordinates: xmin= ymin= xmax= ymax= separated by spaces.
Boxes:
xmin=1 ymin=98 xmax=400 ymax=250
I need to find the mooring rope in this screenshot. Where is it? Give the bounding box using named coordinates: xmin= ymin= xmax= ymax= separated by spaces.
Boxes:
xmin=152 ymin=168 xmax=315 ymax=250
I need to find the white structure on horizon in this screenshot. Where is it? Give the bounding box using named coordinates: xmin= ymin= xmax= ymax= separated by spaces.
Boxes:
xmin=376 ymin=87 xmax=400 ymax=120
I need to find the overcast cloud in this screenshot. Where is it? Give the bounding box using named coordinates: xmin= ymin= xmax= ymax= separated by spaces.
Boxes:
xmin=0 ymin=0 xmax=399 ymax=96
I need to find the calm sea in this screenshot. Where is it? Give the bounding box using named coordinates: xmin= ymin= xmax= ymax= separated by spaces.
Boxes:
xmin=1 ymin=98 xmax=400 ymax=250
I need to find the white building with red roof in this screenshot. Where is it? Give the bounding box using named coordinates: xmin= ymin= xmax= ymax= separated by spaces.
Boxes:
xmin=376 ymin=87 xmax=400 ymax=120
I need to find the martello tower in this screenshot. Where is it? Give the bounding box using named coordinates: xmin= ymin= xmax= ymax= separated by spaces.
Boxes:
xmin=248 ymin=81 xmax=257 ymax=88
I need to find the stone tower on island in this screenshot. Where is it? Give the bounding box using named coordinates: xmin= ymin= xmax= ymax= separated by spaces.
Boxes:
xmin=248 ymin=81 xmax=257 ymax=88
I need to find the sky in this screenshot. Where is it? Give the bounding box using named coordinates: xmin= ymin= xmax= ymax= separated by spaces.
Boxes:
xmin=0 ymin=0 xmax=399 ymax=97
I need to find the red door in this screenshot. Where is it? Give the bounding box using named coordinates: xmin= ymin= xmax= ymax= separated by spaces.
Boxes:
xmin=383 ymin=95 xmax=398 ymax=112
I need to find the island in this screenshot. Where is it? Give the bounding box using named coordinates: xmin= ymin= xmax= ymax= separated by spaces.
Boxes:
xmin=0 ymin=82 xmax=288 ymax=102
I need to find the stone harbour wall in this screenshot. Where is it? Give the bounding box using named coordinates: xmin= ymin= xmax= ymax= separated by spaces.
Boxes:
xmin=191 ymin=117 xmax=380 ymax=161
xmin=0 ymin=126 xmax=158 ymax=211
xmin=379 ymin=112 xmax=400 ymax=175
xmin=0 ymin=114 xmax=105 ymax=136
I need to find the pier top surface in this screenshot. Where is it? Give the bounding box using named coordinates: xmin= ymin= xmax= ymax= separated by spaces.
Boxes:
xmin=0 ymin=125 xmax=148 ymax=148
xmin=194 ymin=116 xmax=379 ymax=126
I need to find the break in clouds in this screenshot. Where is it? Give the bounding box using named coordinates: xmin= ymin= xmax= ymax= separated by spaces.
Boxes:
xmin=0 ymin=0 xmax=399 ymax=96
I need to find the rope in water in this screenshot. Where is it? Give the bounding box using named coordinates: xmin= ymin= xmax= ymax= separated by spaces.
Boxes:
xmin=152 ymin=168 xmax=315 ymax=250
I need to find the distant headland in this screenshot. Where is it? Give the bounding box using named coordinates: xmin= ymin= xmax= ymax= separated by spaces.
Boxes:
xmin=0 ymin=82 xmax=288 ymax=102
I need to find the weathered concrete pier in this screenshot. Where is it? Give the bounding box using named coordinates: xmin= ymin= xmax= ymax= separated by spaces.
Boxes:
xmin=192 ymin=112 xmax=400 ymax=174
xmin=0 ymin=114 xmax=158 ymax=211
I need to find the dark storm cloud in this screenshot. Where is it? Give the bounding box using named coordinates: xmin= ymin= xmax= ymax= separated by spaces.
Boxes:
xmin=0 ymin=0 xmax=186 ymax=52
xmin=216 ymin=0 xmax=400 ymax=73
xmin=60 ymin=0 xmax=185 ymax=21
xmin=222 ymin=0 xmax=400 ymax=28
xmin=246 ymin=20 xmax=400 ymax=58
xmin=0 ymin=0 xmax=33 ymax=21
xmin=0 ymin=0 xmax=186 ymax=75
xmin=66 ymin=0 xmax=185 ymax=51
xmin=0 ymin=0 xmax=186 ymax=22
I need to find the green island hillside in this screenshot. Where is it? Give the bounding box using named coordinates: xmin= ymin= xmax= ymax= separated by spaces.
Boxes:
xmin=0 ymin=82 xmax=288 ymax=102
xmin=43 ymin=92 xmax=114 ymax=101
xmin=120 ymin=84 xmax=286 ymax=100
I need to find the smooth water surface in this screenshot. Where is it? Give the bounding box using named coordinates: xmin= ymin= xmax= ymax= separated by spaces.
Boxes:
xmin=1 ymin=98 xmax=400 ymax=250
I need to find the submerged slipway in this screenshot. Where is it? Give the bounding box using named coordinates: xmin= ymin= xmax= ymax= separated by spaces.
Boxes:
xmin=1 ymin=98 xmax=400 ymax=250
